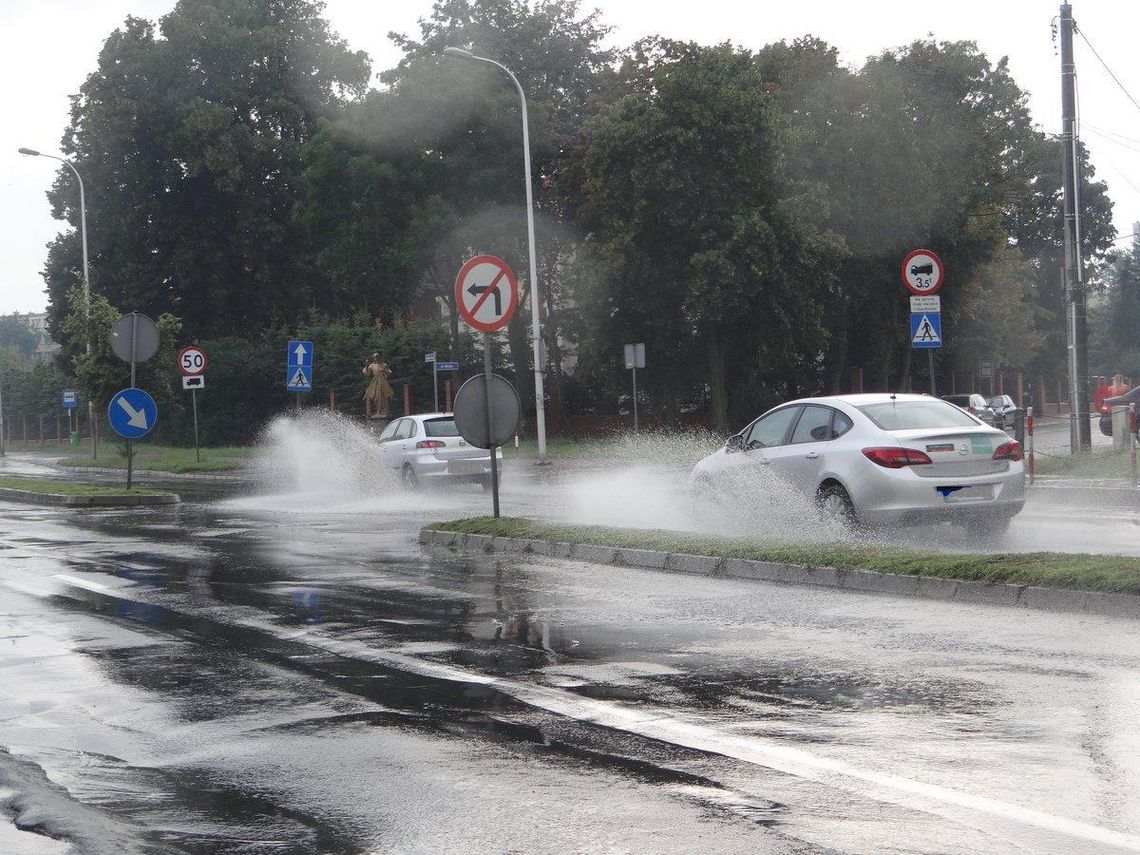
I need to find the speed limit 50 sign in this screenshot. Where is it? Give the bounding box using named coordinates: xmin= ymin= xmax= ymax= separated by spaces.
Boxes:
xmin=177 ymin=346 xmax=208 ymax=376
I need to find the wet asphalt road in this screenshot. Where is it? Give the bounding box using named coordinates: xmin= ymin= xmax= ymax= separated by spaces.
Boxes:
xmin=1 ymin=447 xmax=1140 ymax=853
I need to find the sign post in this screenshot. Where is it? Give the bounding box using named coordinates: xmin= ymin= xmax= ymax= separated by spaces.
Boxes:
xmin=61 ymin=389 xmax=79 ymax=447
xmin=902 ymin=250 xmax=945 ymax=396
xmin=178 ymin=346 xmax=208 ymax=462
xmin=623 ymin=343 xmax=646 ymax=432
xmin=110 ymin=313 xmax=161 ymax=488
xmin=425 ymin=352 xmax=439 ymax=412
xmin=455 ymin=254 xmax=521 ymax=517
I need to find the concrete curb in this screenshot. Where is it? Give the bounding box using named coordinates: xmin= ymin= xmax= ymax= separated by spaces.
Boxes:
xmin=418 ymin=528 xmax=1140 ymax=619
xmin=0 ymin=486 xmax=181 ymax=507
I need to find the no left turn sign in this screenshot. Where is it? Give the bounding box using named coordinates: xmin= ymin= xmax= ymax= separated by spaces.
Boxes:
xmin=455 ymin=255 xmax=519 ymax=333
xmin=900 ymin=249 xmax=945 ymax=295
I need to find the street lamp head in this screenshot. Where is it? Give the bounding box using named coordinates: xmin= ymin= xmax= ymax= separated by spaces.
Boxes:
xmin=443 ymin=46 xmax=474 ymax=60
xmin=17 ymin=147 xmax=41 ymax=157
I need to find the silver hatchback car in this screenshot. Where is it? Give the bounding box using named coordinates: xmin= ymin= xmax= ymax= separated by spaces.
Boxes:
xmin=690 ymin=393 xmax=1025 ymax=532
xmin=376 ymin=413 xmax=502 ymax=490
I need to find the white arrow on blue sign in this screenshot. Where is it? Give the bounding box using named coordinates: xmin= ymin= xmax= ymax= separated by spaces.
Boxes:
xmin=910 ymin=312 xmax=943 ymax=349
xmin=107 ymin=388 xmax=158 ymax=439
xmin=288 ymin=340 xmax=313 ymax=367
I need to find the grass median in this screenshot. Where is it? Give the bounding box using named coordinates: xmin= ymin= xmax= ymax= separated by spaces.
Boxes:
xmin=427 ymin=516 xmax=1140 ymax=596
xmin=0 ymin=476 xmax=173 ymax=497
xmin=47 ymin=444 xmax=253 ymax=474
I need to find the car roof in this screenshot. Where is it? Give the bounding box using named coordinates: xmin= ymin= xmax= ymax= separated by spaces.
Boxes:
xmin=782 ymin=393 xmax=947 ymax=407
xmin=404 ymin=412 xmax=453 ymax=422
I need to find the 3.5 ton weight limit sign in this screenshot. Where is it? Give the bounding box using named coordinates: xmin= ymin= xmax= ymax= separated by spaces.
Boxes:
xmin=455 ymin=255 xmax=519 ymax=333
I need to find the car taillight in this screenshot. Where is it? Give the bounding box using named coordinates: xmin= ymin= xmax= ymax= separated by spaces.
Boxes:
xmin=416 ymin=440 xmax=445 ymax=449
xmin=862 ymin=447 xmax=933 ymax=468
xmin=993 ymin=441 xmax=1023 ymax=461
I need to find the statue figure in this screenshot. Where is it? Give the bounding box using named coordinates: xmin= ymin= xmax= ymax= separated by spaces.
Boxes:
xmin=362 ymin=353 xmax=394 ymax=419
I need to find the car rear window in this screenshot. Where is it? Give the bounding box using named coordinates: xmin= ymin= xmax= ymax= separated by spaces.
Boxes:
xmin=858 ymin=401 xmax=979 ymax=430
xmin=424 ymin=418 xmax=459 ymax=437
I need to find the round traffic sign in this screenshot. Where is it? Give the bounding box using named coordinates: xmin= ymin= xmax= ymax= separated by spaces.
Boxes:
xmin=454 ymin=255 xmax=519 ymax=333
xmin=110 ymin=312 xmax=161 ymax=363
xmin=900 ymin=249 xmax=945 ymax=295
xmin=177 ymin=345 xmax=208 ymax=376
xmin=107 ymin=388 xmax=158 ymax=439
xmin=453 ymin=374 xmax=522 ymax=449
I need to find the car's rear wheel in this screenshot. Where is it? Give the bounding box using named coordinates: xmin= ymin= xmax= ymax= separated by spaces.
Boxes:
xmin=817 ymin=482 xmax=857 ymax=529
xmin=400 ymin=464 xmax=419 ymax=491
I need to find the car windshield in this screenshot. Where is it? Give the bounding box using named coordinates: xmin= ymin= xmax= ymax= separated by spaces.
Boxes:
xmin=987 ymin=396 xmax=1011 ymax=408
xmin=858 ymin=401 xmax=979 ymax=430
xmin=423 ymin=418 xmax=459 ymax=437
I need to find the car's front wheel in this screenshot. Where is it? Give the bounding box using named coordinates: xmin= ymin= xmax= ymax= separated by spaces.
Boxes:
xmin=817 ymin=482 xmax=858 ymax=529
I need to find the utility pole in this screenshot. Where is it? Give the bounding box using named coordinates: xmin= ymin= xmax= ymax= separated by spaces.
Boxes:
xmin=1060 ymin=2 xmax=1091 ymax=453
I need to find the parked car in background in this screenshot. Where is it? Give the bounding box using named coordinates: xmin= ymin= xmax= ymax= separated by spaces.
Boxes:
xmin=986 ymin=394 xmax=1021 ymax=430
xmin=375 ymin=413 xmax=502 ymax=490
xmin=940 ymin=393 xmax=997 ymax=427
xmin=1098 ymin=386 xmax=1140 ymax=437
xmin=689 ymin=393 xmax=1025 ymax=533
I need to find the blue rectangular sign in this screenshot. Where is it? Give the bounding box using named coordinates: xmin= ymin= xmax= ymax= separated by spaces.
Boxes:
xmin=287 ymin=340 xmax=313 ymax=367
xmin=61 ymin=389 xmax=79 ymax=409
xmin=910 ymin=312 xmax=943 ymax=349
xmin=434 ymin=361 xmax=460 ymax=371
xmin=285 ymin=365 xmax=313 ymax=392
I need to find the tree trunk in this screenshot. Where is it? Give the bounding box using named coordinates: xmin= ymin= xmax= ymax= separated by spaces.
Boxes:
xmin=707 ymin=329 xmax=728 ymax=432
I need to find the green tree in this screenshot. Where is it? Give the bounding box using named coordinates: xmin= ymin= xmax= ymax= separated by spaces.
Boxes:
xmin=0 ymin=315 xmax=40 ymax=360
xmin=575 ymin=39 xmax=844 ymax=430
xmin=42 ymin=0 xmax=370 ymax=343
xmin=296 ymin=0 xmax=614 ymax=431
xmin=1092 ymin=236 xmax=1140 ymax=377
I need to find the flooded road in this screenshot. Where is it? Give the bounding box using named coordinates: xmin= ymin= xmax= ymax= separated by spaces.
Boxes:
xmin=1 ymin=447 xmax=1140 ymax=852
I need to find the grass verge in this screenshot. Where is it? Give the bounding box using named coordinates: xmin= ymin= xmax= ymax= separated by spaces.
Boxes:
xmin=427 ymin=516 xmax=1140 ymax=596
xmin=52 ymin=444 xmax=253 ymax=474
xmin=0 ymin=476 xmax=173 ymax=497
xmin=1033 ymin=447 xmax=1136 ymax=479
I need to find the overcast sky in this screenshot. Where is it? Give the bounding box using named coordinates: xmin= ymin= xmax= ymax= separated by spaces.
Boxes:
xmin=3 ymin=0 xmax=1138 ymax=315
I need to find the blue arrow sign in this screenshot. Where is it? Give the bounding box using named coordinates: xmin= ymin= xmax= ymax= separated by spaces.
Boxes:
xmin=910 ymin=312 xmax=943 ymax=349
xmin=107 ymin=388 xmax=158 ymax=439
xmin=61 ymin=389 xmax=79 ymax=409
xmin=286 ymin=365 xmax=313 ymax=392
xmin=287 ymin=340 xmax=313 ymax=367
xmin=434 ymin=361 xmax=460 ymax=372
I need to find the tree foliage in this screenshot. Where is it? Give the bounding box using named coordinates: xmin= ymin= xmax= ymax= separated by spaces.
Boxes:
xmin=44 ymin=0 xmax=370 ymax=340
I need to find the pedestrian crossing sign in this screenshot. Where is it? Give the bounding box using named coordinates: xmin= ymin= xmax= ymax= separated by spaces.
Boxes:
xmin=910 ymin=312 xmax=942 ymax=349
xmin=286 ymin=365 xmax=313 ymax=392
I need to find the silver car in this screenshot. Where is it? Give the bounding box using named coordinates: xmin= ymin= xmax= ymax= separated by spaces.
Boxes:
xmin=690 ymin=393 xmax=1025 ymax=532
xmin=376 ymin=413 xmax=502 ymax=490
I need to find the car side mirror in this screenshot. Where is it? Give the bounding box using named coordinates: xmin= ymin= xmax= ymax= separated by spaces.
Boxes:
xmin=725 ymin=434 xmax=744 ymax=454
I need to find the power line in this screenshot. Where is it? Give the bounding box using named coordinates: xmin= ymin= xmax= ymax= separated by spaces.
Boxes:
xmin=1084 ymin=123 xmax=1140 ymax=150
xmin=1112 ymin=231 xmax=1138 ymax=244
xmin=1074 ymin=24 xmax=1140 ymax=116
xmin=1083 ymin=126 xmax=1140 ymax=156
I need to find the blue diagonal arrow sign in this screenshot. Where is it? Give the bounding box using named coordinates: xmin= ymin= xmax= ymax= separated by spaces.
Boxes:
xmin=107 ymin=388 xmax=158 ymax=439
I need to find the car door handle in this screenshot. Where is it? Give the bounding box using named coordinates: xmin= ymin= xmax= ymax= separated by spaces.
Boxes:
xmin=804 ymin=452 xmax=820 ymax=459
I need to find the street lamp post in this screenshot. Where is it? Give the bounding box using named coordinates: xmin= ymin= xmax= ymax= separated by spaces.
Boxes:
xmin=19 ymin=147 xmax=98 ymax=460
xmin=443 ymin=47 xmax=548 ymax=460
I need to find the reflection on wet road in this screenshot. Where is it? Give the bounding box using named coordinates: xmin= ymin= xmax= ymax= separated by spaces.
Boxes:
xmin=0 ymin=450 xmax=1139 ymax=852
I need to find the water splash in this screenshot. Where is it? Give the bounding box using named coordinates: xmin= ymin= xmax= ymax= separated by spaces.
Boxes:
xmin=251 ymin=411 xmax=397 ymax=498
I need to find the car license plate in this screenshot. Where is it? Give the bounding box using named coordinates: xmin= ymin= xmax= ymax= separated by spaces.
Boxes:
xmin=448 ymin=460 xmax=486 ymax=475
xmin=938 ymin=484 xmax=994 ymax=502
